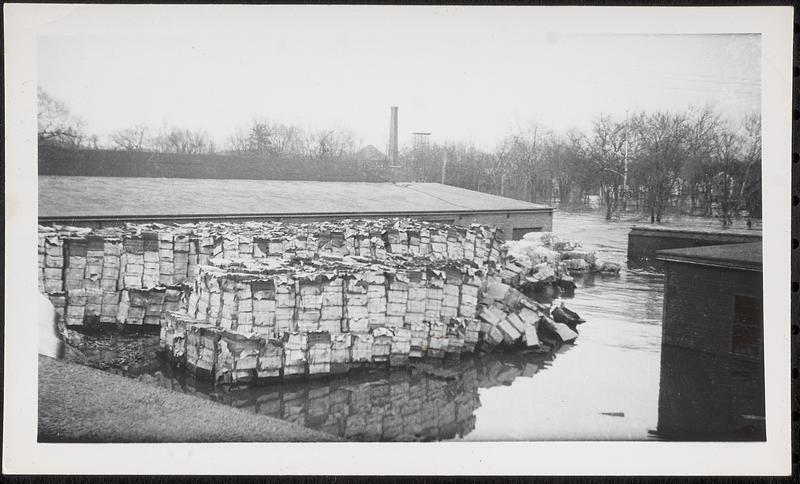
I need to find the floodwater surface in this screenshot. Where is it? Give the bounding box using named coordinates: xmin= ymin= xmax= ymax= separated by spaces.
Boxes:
xmin=456 ymin=211 xmax=665 ymax=440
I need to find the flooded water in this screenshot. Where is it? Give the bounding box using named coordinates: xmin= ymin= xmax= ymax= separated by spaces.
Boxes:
xmin=64 ymin=211 xmax=761 ymax=441
xmin=455 ymin=211 xmax=665 ymax=440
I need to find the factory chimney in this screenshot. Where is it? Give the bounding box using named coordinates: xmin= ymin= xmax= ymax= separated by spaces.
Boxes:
xmin=388 ymin=106 xmax=399 ymax=167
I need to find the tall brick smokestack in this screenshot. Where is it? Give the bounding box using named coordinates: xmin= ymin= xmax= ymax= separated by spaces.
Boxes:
xmin=389 ymin=106 xmax=398 ymax=167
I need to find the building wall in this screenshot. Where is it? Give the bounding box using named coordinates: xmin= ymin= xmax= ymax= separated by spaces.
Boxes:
xmin=628 ymin=229 xmax=761 ymax=261
xmin=430 ymin=211 xmax=552 ymax=239
xmin=658 ymin=261 xmax=765 ymax=440
xmin=657 ymin=344 xmax=765 ymax=440
xmin=40 ymin=210 xmax=553 ymax=240
xmin=661 ymin=261 xmax=762 ymax=357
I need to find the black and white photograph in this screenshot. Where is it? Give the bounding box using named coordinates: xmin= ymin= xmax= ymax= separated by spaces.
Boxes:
xmin=3 ymin=4 xmax=793 ymax=476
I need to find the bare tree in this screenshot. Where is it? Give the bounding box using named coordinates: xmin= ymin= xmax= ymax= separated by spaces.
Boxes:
xmin=738 ymin=113 xmax=762 ymax=224
xmin=228 ymin=119 xmax=306 ymax=157
xmin=711 ymin=129 xmax=741 ymax=226
xmin=305 ymin=129 xmax=355 ymax=160
xmin=507 ymin=123 xmax=548 ymax=203
xmin=588 ymin=115 xmax=628 ymax=220
xmin=37 ymin=87 xmax=86 ymax=147
xmin=631 ymin=111 xmax=690 ymax=222
xmin=110 ymin=125 xmax=150 ymax=151
xmin=155 ymin=127 xmax=214 ymax=154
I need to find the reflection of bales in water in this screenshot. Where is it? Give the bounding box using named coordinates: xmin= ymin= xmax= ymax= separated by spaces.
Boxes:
xmin=143 ymin=349 xmax=560 ymax=441
xmin=656 ymin=345 xmax=765 ymax=441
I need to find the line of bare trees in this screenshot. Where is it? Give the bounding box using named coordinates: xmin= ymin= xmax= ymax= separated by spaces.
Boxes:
xmin=400 ymin=107 xmax=761 ymax=225
xmin=38 ymin=88 xmax=760 ymax=224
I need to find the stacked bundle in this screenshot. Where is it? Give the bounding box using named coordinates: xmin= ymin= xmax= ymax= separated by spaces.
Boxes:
xmin=42 ymin=235 xmax=64 ymax=293
xmin=330 ymin=333 xmax=352 ymax=374
xmin=424 ymin=271 xmax=444 ymax=322
xmin=216 ymin=329 xmax=262 ymax=384
xmin=404 ymin=270 xmax=426 ymax=327
xmin=122 ymin=236 xmax=145 ymax=289
xmin=143 ymin=288 xmax=166 ymax=326
xmin=365 ymin=270 xmax=387 ymax=329
xmin=408 ymin=319 xmax=430 ymax=358
xmin=251 ymin=279 xmax=277 ymax=336
xmin=297 ymin=277 xmax=323 ymax=332
xmin=385 ymin=228 xmax=408 ymax=255
xmin=446 ymin=229 xmax=464 ymax=260
xmin=117 ymin=289 xmax=153 ymax=325
xmin=38 ymin=234 xmax=45 ymax=293
xmin=319 ymin=277 xmax=344 ymax=334
xmin=345 ymin=275 xmax=369 ymax=333
xmin=282 ymin=332 xmax=307 ymax=377
xmin=161 ymin=311 xmax=193 ymax=359
xmin=142 ymin=233 xmax=161 ymax=289
xmin=498 ymin=259 xmax=528 ymax=287
xmin=477 ymin=279 xmax=578 ymax=350
xmin=173 ymin=233 xmax=191 ymax=283
xmin=429 ymin=231 xmax=447 ymax=258
xmin=274 ymin=276 xmax=297 ymax=335
xmin=462 ymin=318 xmax=481 ymax=352
xmin=99 ymin=239 xmax=122 ymax=323
xmin=385 ymin=273 xmax=408 ymax=328
xmin=65 ymin=289 xmax=88 ymax=326
xmin=64 ymin=238 xmax=88 ymax=291
xmin=427 ymin=321 xmax=447 ymax=359
xmin=390 ymin=327 xmax=411 ymax=367
xmin=185 ymin=323 xmax=221 ymax=379
xmin=157 ymin=232 xmax=175 ymax=285
xmin=307 ymin=331 xmax=332 ymax=376
xmin=441 ymin=269 xmax=461 ymax=318
xmin=256 ymin=338 xmax=284 ymax=379
xmin=351 ymin=332 xmax=373 ymax=365
xmin=371 ymin=327 xmax=393 ymax=365
xmin=38 ymin=218 xmax=507 ymax=329
xmin=115 ymin=285 xmax=189 ymax=327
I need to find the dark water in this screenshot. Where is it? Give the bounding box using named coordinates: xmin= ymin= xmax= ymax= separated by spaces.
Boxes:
xmin=65 ymin=211 xmax=762 ymax=441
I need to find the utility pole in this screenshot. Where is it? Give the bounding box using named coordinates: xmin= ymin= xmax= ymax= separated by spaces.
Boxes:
xmin=622 ymin=110 xmax=629 ymax=212
xmin=441 ymin=149 xmax=448 ymax=185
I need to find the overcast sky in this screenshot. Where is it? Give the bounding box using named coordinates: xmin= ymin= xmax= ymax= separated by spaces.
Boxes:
xmin=37 ymin=7 xmax=760 ymax=152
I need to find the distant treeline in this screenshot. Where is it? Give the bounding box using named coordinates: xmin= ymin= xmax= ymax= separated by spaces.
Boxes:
xmin=38 ymin=145 xmax=388 ymax=182
xmin=39 ymin=87 xmax=761 ymax=224
xmin=396 ymin=108 xmax=761 ymax=225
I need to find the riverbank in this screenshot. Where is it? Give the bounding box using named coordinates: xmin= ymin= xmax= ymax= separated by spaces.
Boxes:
xmin=38 ymin=355 xmax=340 ymax=442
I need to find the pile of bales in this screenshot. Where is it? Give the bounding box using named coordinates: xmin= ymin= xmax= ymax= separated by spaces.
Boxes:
xmin=504 ymin=232 xmax=621 ymax=299
xmin=159 ymin=255 xmax=582 ymax=385
xmin=37 ymin=219 xmax=590 ymax=386
xmin=37 ymin=218 xmax=506 ymax=328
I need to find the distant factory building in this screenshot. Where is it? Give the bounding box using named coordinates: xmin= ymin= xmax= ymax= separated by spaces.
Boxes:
xmin=655 ymin=242 xmax=764 ymax=440
xmin=39 ymin=176 xmax=554 ymax=238
xmin=355 ymin=145 xmax=388 ymax=167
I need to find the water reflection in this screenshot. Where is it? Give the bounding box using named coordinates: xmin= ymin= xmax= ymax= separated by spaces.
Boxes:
xmin=137 ymin=348 xmax=565 ymax=441
xmin=654 ymin=345 xmax=765 ymax=441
